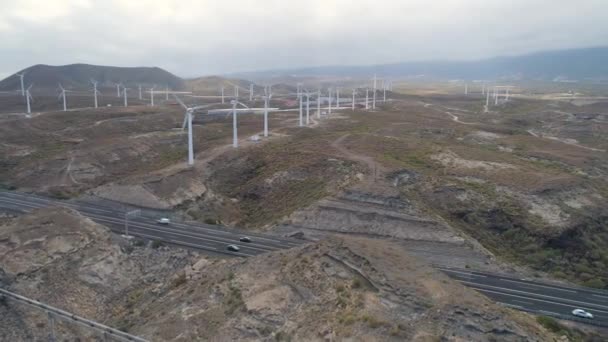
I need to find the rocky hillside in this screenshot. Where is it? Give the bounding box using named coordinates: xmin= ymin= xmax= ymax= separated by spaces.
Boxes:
xmin=115 ymin=237 xmax=558 ymax=341
xmin=0 ymin=207 xmax=198 ymax=341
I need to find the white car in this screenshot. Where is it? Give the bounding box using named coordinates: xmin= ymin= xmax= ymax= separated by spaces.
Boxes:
xmin=572 ymin=309 xmax=593 ymax=319
xmin=157 ymin=218 xmax=170 ymax=225
xmin=226 ymin=245 xmax=240 ymax=252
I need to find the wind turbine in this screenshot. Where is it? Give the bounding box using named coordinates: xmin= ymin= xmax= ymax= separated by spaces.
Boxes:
xmin=263 ymin=94 xmax=271 ymax=137
xmin=317 ymin=89 xmax=321 ymax=119
xmin=336 ymin=87 xmax=340 ymax=109
xmin=165 ymin=85 xmax=169 ymax=101
xmin=372 ymin=74 xmax=377 ymax=109
xmin=383 ymin=83 xmax=387 ymax=102
xmin=16 ymin=72 xmax=26 ymax=97
xmin=307 ymin=92 xmax=311 ymax=125
xmin=299 ymin=93 xmax=303 ymax=126
xmin=352 ymin=88 xmax=356 ymax=111
xmin=138 ymin=84 xmax=142 ymax=100
xmin=173 ymin=95 xmax=210 ymax=166
xmin=25 ymin=84 xmax=33 ymax=114
xmin=58 ymin=83 xmax=68 ymax=111
xmin=221 ymin=86 xmax=225 ymax=104
xmin=229 ymin=99 xmax=249 ymax=148
xmin=249 ymin=83 xmax=253 ymax=101
xmin=91 ymin=80 xmax=101 ymax=108
xmin=150 ymin=86 xmax=155 ymax=106
xmin=115 ymin=83 xmax=121 ymax=97
xmin=328 ymin=88 xmax=332 ymax=115
xmin=123 ymin=87 xmax=129 ymax=107
xmin=485 ymin=90 xmax=490 ymax=113
xmin=464 ymin=83 xmax=468 ymax=95
xmin=234 ymin=85 xmax=238 ymax=100
xmin=365 ymin=88 xmax=369 ymax=110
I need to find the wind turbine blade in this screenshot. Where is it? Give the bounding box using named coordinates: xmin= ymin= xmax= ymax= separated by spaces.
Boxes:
xmin=182 ymin=113 xmax=189 ymax=130
xmin=172 ymin=94 xmax=188 ymax=110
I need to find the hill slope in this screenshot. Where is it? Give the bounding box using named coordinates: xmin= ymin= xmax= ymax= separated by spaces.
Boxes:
xmin=0 ymin=64 xmax=184 ymax=91
xmin=233 ymin=46 xmax=608 ymax=81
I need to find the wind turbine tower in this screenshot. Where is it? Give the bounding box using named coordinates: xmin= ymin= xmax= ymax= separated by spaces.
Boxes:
xmin=16 ymin=73 xmax=26 ymax=97
xmin=165 ymin=85 xmax=169 ymax=101
xmin=123 ymin=87 xmax=129 ymax=107
xmin=306 ymin=92 xmax=310 ymax=125
xmin=58 ymin=83 xmax=67 ymax=111
xmin=138 ymin=85 xmax=142 ymax=100
xmin=116 ymin=83 xmax=121 ymax=98
xmin=25 ymin=85 xmax=33 ymax=114
xmin=150 ymin=86 xmax=155 ymax=106
xmin=263 ymin=95 xmax=270 ymax=137
xmin=317 ymin=89 xmax=321 ymax=119
xmin=328 ymin=88 xmax=333 ymax=115
xmin=485 ymin=90 xmax=490 ymax=113
xmin=465 ymin=83 xmax=468 ymax=95
xmin=221 ymin=86 xmax=225 ymax=104
xmin=352 ymin=88 xmax=356 ymax=111
xmin=372 ymin=74 xmax=377 ymax=109
xmin=91 ymin=80 xmax=100 ymax=108
xmin=234 ymin=85 xmax=238 ymax=100
xmin=231 ymin=100 xmax=238 ymax=148
xmin=299 ymin=93 xmax=303 ymax=126
xmin=336 ymin=88 xmax=340 ymax=109
xmin=249 ymin=84 xmax=253 ymax=101
xmin=365 ymin=88 xmax=369 ymax=110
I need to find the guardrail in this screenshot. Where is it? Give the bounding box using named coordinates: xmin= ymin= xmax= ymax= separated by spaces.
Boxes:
xmin=0 ymin=288 xmax=148 ymax=342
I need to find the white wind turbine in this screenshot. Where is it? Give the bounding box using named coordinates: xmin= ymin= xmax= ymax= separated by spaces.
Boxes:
xmin=365 ymin=88 xmax=369 ymax=110
xmin=221 ymin=86 xmax=225 ymax=104
xmin=16 ymin=72 xmax=26 ymax=97
xmin=91 ymin=79 xmax=101 ymax=108
xmin=317 ymin=89 xmax=321 ymax=119
xmin=352 ymin=88 xmax=356 ymax=111
xmin=150 ymin=86 xmax=155 ymax=106
xmin=138 ymin=84 xmax=142 ymax=100
xmin=25 ymin=84 xmax=34 ymax=114
xmin=173 ymin=95 xmax=210 ymax=166
xmin=328 ymin=88 xmax=332 ymax=115
xmin=249 ymin=83 xmax=253 ymax=101
xmin=58 ymin=83 xmax=68 ymax=111
xmin=372 ymin=74 xmax=377 ymax=109
xmin=165 ymin=85 xmax=169 ymax=101
xmin=306 ymin=91 xmax=310 ymax=125
xmin=115 ymin=83 xmax=122 ymax=97
xmin=123 ymin=86 xmax=129 ymax=107
xmin=298 ymin=92 xmax=303 ymax=126
xmin=336 ymin=87 xmax=340 ymax=109
xmin=263 ymin=93 xmax=272 ymax=137
xmin=229 ymin=99 xmax=250 ymax=148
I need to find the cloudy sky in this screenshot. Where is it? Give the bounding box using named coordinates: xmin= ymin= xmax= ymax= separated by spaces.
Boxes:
xmin=0 ymin=0 xmax=607 ymax=79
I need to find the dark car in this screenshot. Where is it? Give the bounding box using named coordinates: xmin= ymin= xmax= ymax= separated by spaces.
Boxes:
xmin=239 ymin=236 xmax=252 ymax=243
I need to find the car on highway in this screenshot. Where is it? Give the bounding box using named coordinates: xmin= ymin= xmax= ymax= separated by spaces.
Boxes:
xmin=572 ymin=309 xmax=593 ymax=319
xmin=226 ymin=245 xmax=240 ymax=252
xmin=157 ymin=218 xmax=170 ymax=225
xmin=239 ymin=236 xmax=252 ymax=243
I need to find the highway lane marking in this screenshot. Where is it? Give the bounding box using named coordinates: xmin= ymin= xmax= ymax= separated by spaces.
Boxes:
xmin=131 ymin=232 xmax=218 ymax=250
xmin=512 ymin=299 xmax=533 ymax=305
xmin=471 ymin=287 xmax=608 ymax=315
xmin=0 ymin=197 xmax=280 ymax=253
xmin=593 ymin=294 xmax=608 ymax=300
xmin=498 ymin=278 xmax=577 ymax=294
xmin=459 ymin=280 xmax=608 ymax=313
xmin=439 ymin=268 xmax=487 ymax=278
xmin=0 ymin=192 xmax=116 ymax=215
xmin=539 ymin=310 xmax=561 ymax=316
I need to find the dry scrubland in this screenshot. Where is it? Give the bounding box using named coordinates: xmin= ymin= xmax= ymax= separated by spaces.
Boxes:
xmin=1 ymin=87 xmax=608 ymax=340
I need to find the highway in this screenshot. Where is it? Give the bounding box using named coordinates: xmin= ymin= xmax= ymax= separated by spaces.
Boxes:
xmin=438 ymin=266 xmax=608 ymax=327
xmin=0 ymin=190 xmax=302 ymax=257
xmin=1 ymin=190 xmax=607 ymax=327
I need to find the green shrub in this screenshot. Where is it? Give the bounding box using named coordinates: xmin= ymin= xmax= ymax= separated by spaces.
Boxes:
xmin=151 ymin=240 xmax=163 ymax=249
xmin=582 ymin=278 xmax=606 ymax=289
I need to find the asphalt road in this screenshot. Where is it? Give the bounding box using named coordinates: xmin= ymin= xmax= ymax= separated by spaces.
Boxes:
xmin=0 ymin=190 xmax=302 ymax=257
xmin=438 ymin=266 xmax=608 ymax=327
xmin=1 ymin=190 xmax=607 ymax=327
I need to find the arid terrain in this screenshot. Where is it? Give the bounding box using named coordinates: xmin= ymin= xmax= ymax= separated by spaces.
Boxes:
xmin=1 ymin=83 xmax=608 ymax=340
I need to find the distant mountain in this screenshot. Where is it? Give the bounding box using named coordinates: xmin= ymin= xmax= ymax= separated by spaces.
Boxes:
xmin=232 ymin=46 xmax=608 ymax=82
xmin=0 ymin=64 xmax=184 ymax=91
